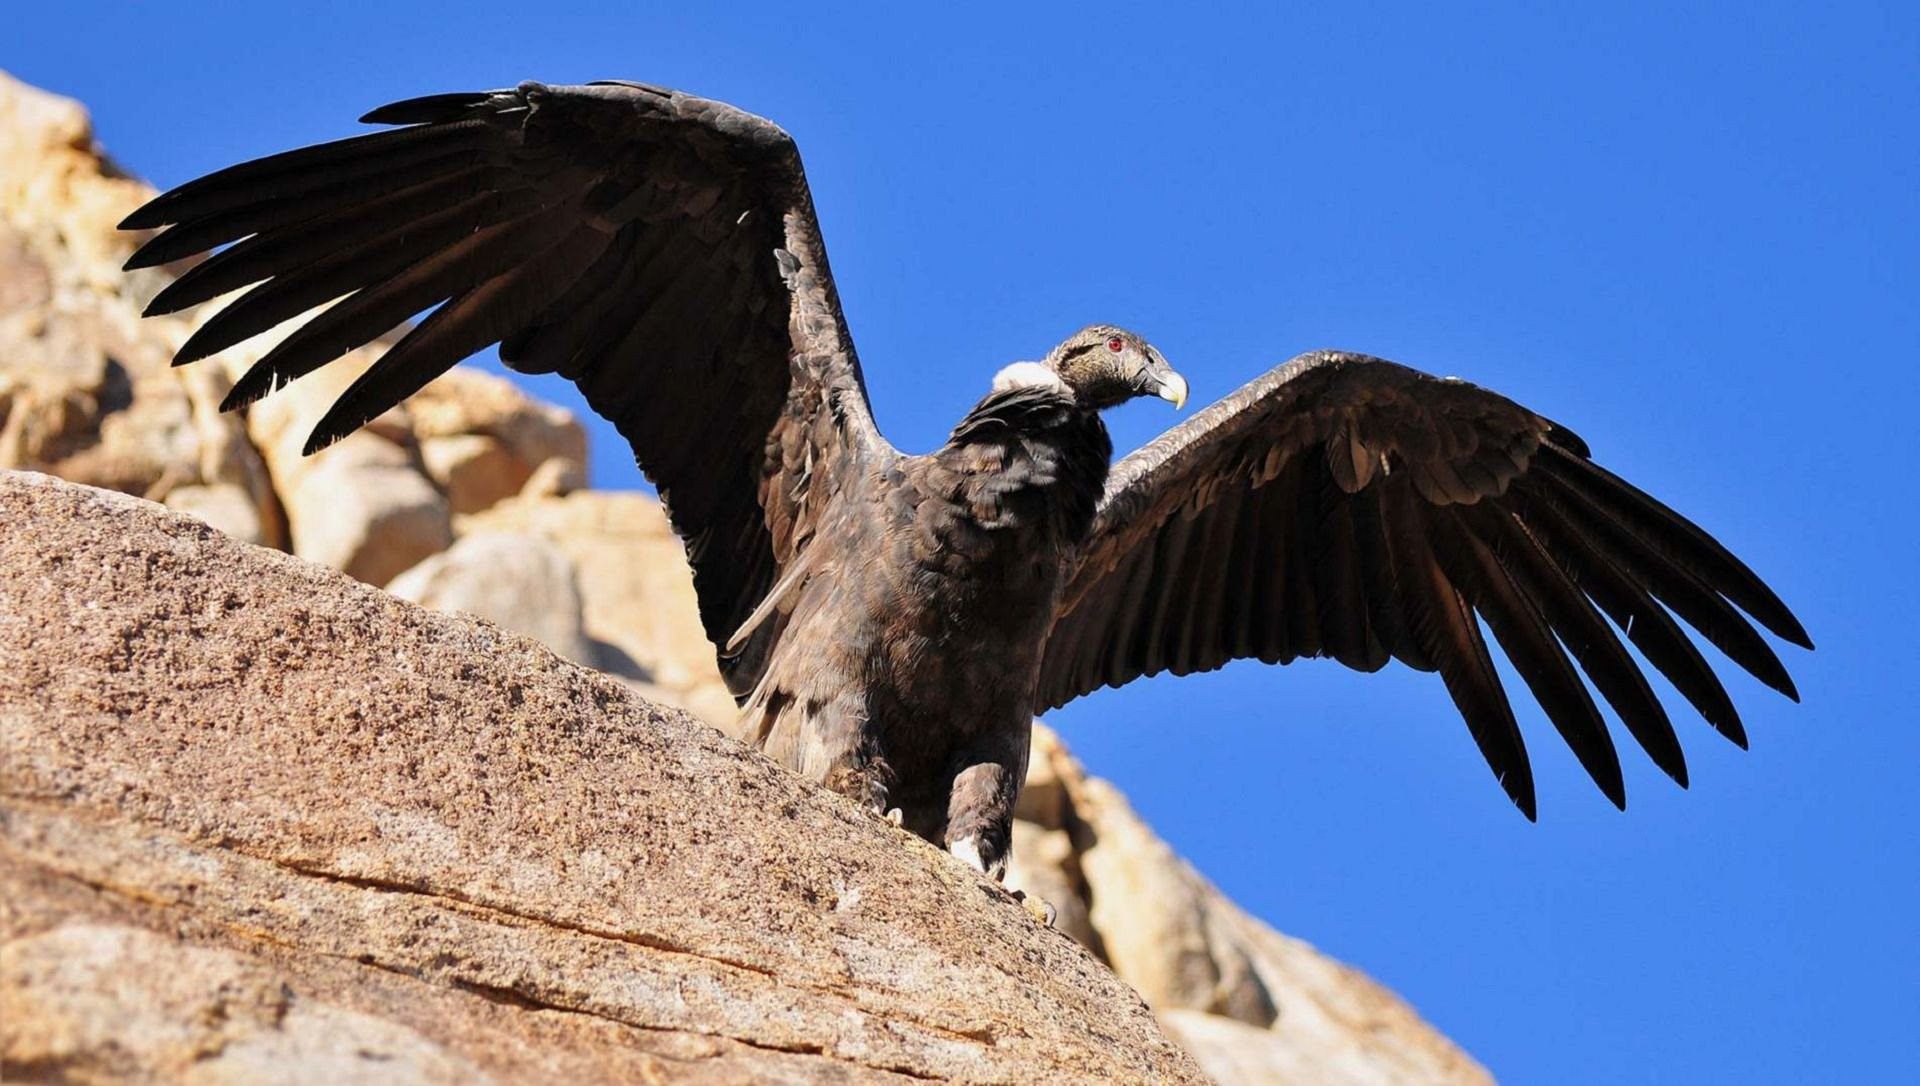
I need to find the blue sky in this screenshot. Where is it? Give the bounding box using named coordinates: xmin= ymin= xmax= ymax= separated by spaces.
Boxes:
xmin=11 ymin=3 xmax=1915 ymax=1080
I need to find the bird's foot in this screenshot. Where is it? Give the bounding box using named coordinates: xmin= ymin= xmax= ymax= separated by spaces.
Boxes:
xmin=1008 ymin=888 xmax=1058 ymax=928
xmin=884 ymin=807 xmax=904 ymax=827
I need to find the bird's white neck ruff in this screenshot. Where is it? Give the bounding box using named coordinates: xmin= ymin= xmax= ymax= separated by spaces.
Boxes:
xmin=991 ymin=361 xmax=1068 ymax=394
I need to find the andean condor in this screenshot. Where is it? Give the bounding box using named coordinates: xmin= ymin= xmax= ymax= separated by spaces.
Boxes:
xmin=122 ymin=80 xmax=1811 ymax=880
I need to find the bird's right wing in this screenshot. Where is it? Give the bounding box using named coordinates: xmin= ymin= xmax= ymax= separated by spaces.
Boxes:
xmin=1036 ymin=351 xmax=1810 ymax=817
xmin=122 ymin=81 xmax=893 ymax=697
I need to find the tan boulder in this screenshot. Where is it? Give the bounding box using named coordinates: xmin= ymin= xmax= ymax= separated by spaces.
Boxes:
xmin=1 ymin=471 xmax=1205 ymax=1085
xmin=2 ymin=68 xmax=480 ymax=581
xmin=278 ymin=433 xmax=453 ymax=587
xmin=460 ymin=490 xmax=740 ymax=725
xmin=159 ymin=481 xmax=274 ymax=548
xmin=407 ymin=367 xmax=588 ymax=513
xmin=1005 ymin=821 xmax=1098 ymax=949
xmin=419 ymin=432 xmax=525 ymax=514
xmin=221 ymin=334 xmax=455 ymax=586
xmin=388 ymin=530 xmax=597 ymax=667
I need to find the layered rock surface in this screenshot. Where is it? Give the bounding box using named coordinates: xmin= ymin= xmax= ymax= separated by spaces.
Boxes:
xmin=1 ymin=472 xmax=1202 ymax=1084
xmin=1 ymin=69 xmax=1491 ymax=1084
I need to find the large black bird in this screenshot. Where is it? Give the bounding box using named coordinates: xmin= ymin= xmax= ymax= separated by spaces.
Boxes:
xmin=122 ymin=81 xmax=1810 ymax=879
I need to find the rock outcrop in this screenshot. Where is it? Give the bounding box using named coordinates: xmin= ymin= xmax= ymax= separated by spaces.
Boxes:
xmin=1 ymin=472 xmax=1203 ymax=1083
xmin=0 ymin=71 xmax=587 ymax=585
xmin=1 ymin=68 xmax=1491 ymax=1083
xmin=0 ymin=74 xmax=282 ymax=550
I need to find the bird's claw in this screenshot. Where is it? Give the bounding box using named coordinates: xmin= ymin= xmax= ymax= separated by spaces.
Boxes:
xmin=1007 ymin=888 xmax=1058 ymax=928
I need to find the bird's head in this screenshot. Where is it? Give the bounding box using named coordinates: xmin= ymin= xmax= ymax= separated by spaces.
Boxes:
xmin=995 ymin=325 xmax=1187 ymax=411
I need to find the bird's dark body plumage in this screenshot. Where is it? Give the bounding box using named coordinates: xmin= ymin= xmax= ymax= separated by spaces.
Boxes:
xmin=740 ymin=384 xmax=1112 ymax=870
xmin=122 ymin=79 xmax=1810 ymax=882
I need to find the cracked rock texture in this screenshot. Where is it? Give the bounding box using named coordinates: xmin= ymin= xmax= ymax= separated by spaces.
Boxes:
xmin=1 ymin=68 xmax=1492 ymax=1084
xmin=1 ymin=472 xmax=1206 ymax=1084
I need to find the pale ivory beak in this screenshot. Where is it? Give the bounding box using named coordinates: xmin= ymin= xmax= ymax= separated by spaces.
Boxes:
xmin=1155 ymin=371 xmax=1189 ymax=410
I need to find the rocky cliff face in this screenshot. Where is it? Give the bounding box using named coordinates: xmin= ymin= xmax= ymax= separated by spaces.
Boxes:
xmin=1 ymin=472 xmax=1203 ymax=1084
xmin=0 ymin=69 xmax=1490 ymax=1084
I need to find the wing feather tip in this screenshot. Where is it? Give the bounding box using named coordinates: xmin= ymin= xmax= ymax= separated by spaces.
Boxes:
xmin=118 ymin=203 xmax=171 ymax=232
xmin=1511 ymin=784 xmax=1538 ymax=822
xmin=358 ymin=89 xmax=499 ymax=126
xmin=144 ymin=283 xmax=203 ymax=319
xmin=1495 ymin=766 xmax=1538 ymax=821
xmin=302 ymin=419 xmax=352 ymax=457
xmin=171 ymin=342 xmax=216 ymax=368
xmin=1779 ymin=620 xmax=1815 ymax=653
xmin=218 ymin=373 xmax=271 ymax=413
xmin=1755 ymin=665 xmax=1801 ymax=703
xmin=1697 ymin=702 xmax=1751 ymax=751
xmin=123 ymin=244 xmax=171 ymax=271
xmin=1598 ymin=760 xmax=1628 ymax=812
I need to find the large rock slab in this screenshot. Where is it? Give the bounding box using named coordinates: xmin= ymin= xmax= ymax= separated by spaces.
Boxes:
xmin=0 ymin=471 xmax=1204 ymax=1085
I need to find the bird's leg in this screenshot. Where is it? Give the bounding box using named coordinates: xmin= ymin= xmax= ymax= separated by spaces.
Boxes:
xmin=804 ymin=691 xmax=897 ymax=819
xmin=943 ymin=737 xmax=1026 ymax=882
xmin=824 ymin=751 xmax=895 ymax=821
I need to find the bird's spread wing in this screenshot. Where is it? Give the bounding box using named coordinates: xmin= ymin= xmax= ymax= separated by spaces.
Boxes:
xmin=121 ymin=81 xmax=891 ymax=697
xmin=1035 ymin=351 xmax=1810 ymax=817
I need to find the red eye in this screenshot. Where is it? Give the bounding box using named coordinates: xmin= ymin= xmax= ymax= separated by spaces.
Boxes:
xmin=1106 ymin=336 xmax=1125 ymax=353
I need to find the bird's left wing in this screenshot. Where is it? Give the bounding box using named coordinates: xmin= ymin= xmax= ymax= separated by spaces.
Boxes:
xmin=1035 ymin=351 xmax=1810 ymax=817
xmin=121 ymin=81 xmax=891 ymax=698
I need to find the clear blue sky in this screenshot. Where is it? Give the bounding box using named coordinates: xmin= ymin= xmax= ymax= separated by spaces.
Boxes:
xmin=11 ymin=3 xmax=1914 ymax=1081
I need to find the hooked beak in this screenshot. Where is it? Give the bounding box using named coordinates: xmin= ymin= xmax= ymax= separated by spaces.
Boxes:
xmin=1143 ymin=346 xmax=1188 ymax=409
xmin=1153 ymin=370 xmax=1189 ymax=410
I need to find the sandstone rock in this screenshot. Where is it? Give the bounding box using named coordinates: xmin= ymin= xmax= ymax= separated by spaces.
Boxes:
xmin=0 ymin=72 xmax=151 ymax=292
xmin=1 ymin=471 xmax=1204 ymax=1085
xmin=225 ymin=337 xmax=455 ymax=586
xmin=2 ymin=69 xmax=480 ymax=582
xmin=519 ymin=454 xmax=587 ymax=499
xmin=1161 ymin=1008 xmax=1361 ymax=1086
xmin=388 ymin=531 xmax=596 ymax=666
xmin=1005 ymin=821 xmax=1097 ymax=949
xmin=1013 ymin=723 xmax=1074 ymax=830
xmin=1074 ymin=772 xmax=1279 ymax=1027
